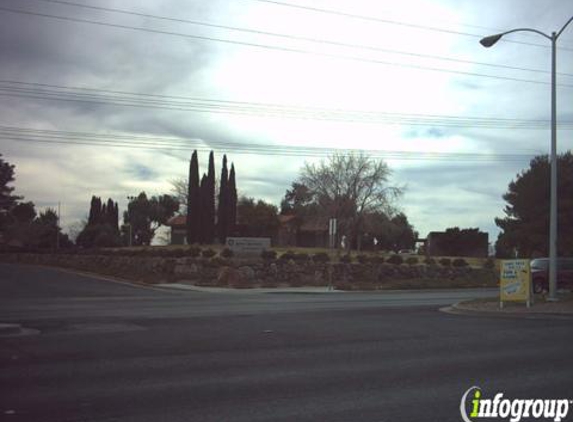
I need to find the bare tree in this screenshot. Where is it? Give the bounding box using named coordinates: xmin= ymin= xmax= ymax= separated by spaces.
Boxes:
xmin=299 ymin=152 xmax=402 ymax=250
xmin=169 ymin=177 xmax=188 ymax=213
xmin=170 ymin=174 xmax=220 ymax=216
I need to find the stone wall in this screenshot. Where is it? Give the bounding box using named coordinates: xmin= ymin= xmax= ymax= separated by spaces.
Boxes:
xmin=0 ymin=253 xmax=498 ymax=290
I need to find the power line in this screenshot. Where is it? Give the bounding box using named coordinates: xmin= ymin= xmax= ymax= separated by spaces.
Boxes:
xmin=27 ymin=0 xmax=573 ymax=78
xmin=2 ymin=80 xmax=572 ymax=129
xmin=0 ymin=6 xmax=569 ymax=88
xmin=0 ymin=125 xmax=537 ymax=162
xmin=248 ymin=0 xmax=573 ymax=52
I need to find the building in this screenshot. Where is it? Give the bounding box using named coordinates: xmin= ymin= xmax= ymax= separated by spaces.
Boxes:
xmin=276 ymin=214 xmax=329 ymax=248
xmin=426 ymin=230 xmax=489 ymax=258
xmin=165 ymin=215 xmax=187 ymax=245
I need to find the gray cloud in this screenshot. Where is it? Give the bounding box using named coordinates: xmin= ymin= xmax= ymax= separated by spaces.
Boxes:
xmin=1 ymin=0 xmax=572 ymax=244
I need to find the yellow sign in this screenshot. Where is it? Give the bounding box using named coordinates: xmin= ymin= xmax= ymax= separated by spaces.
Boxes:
xmin=500 ymin=260 xmax=531 ymax=305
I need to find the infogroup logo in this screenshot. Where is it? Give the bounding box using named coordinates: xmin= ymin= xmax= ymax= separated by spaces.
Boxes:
xmin=460 ymin=386 xmax=572 ymax=422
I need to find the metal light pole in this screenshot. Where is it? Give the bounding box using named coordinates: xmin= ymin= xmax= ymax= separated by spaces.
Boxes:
xmin=480 ymin=17 xmax=573 ymax=301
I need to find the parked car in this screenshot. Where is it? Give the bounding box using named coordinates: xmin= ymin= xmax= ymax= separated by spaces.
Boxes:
xmin=530 ymin=258 xmax=573 ymax=293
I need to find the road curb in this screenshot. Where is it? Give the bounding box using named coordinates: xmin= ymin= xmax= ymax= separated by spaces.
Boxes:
xmin=439 ymin=302 xmax=573 ymax=320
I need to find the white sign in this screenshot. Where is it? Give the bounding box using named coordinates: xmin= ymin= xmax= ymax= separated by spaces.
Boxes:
xmin=226 ymin=237 xmax=271 ymax=255
xmin=329 ymin=218 xmax=337 ymax=236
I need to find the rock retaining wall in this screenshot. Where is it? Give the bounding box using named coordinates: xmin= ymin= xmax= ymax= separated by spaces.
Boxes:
xmin=0 ymin=253 xmax=498 ymax=290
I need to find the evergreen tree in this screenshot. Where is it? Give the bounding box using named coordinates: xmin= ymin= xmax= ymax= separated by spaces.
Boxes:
xmin=199 ymin=174 xmax=208 ymax=243
xmin=217 ymin=155 xmax=229 ymax=243
xmin=186 ymin=151 xmax=201 ymax=244
xmin=113 ymin=202 xmax=119 ymax=233
xmin=228 ymin=163 xmax=237 ymax=236
xmin=0 ymin=154 xmax=20 ymax=229
xmin=105 ymin=198 xmax=113 ymax=226
xmin=88 ymin=196 xmax=102 ymax=226
xmin=77 ymin=196 xmax=121 ymax=248
xmin=205 ymin=151 xmax=216 ymax=243
xmin=101 ymin=203 xmax=107 ymax=225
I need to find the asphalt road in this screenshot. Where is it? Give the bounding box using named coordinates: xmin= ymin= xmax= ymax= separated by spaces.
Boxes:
xmin=1 ymin=263 xmax=572 ymax=422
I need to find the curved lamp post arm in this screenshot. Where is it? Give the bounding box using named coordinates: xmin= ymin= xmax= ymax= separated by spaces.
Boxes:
xmin=499 ymin=27 xmax=552 ymax=40
xmin=557 ymin=15 xmax=573 ymax=39
xmin=480 ymin=28 xmax=551 ymax=47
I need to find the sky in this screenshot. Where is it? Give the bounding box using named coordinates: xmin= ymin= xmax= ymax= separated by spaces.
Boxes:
xmin=1 ymin=0 xmax=573 ymax=244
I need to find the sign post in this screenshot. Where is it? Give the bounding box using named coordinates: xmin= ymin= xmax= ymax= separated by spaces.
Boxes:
xmin=500 ymin=259 xmax=532 ymax=309
xmin=328 ymin=218 xmax=337 ymax=249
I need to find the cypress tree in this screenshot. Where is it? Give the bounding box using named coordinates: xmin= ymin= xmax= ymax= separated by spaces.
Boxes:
xmin=217 ymin=155 xmax=229 ymax=243
xmin=88 ymin=196 xmax=102 ymax=226
xmin=227 ymin=163 xmax=237 ymax=236
xmin=113 ymin=202 xmax=119 ymax=233
xmin=205 ymin=151 xmax=216 ymax=244
xmin=88 ymin=196 xmax=97 ymax=225
xmin=101 ymin=203 xmax=107 ymax=225
xmin=94 ymin=197 xmax=102 ymax=224
xmin=199 ymin=174 xmax=208 ymax=243
xmin=186 ymin=151 xmax=201 ymax=244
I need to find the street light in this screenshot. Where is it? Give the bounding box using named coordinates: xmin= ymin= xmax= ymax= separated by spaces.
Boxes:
xmin=480 ymin=17 xmax=573 ymax=301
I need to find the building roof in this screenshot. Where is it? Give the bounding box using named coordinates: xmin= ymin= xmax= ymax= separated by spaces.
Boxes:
xmin=166 ymin=214 xmax=186 ymax=227
xmin=278 ymin=214 xmax=296 ymax=224
xmin=299 ymin=216 xmax=329 ymax=232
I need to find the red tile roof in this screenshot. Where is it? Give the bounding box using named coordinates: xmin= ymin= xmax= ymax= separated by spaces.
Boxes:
xmin=166 ymin=214 xmax=186 ymax=227
xmin=278 ymin=214 xmax=296 ymax=224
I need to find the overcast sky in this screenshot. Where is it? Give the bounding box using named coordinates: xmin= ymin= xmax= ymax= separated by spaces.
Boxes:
xmin=1 ymin=0 xmax=573 ymax=244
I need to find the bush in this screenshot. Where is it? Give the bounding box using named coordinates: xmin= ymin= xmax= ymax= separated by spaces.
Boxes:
xmin=293 ymin=252 xmax=310 ymax=262
xmin=483 ymin=257 xmax=495 ymax=269
xmin=368 ymin=255 xmax=385 ymax=264
xmin=220 ymin=248 xmax=233 ymax=258
xmin=202 ymin=248 xmax=216 ymax=258
xmin=452 ymin=258 xmax=468 ymax=267
xmin=387 ymin=255 xmax=403 ymax=265
xmin=279 ymin=250 xmax=295 ymax=261
xmin=439 ymin=258 xmax=451 ymax=267
xmin=406 ymin=257 xmax=419 ymax=266
xmin=261 ymin=249 xmax=277 ymax=260
xmin=424 ymin=258 xmax=437 ymax=266
xmin=312 ymin=252 xmax=330 ymax=263
xmin=187 ymin=246 xmax=201 ymax=257
xmin=356 ymin=254 xmax=369 ymax=264
xmin=339 ymin=254 xmax=352 ymax=263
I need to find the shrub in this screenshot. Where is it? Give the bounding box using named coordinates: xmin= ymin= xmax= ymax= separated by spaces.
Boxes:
xmin=187 ymin=246 xmax=201 ymax=257
xmin=452 ymin=258 xmax=468 ymax=267
xmin=293 ymin=252 xmax=310 ymax=262
xmin=483 ymin=257 xmax=495 ymax=269
xmin=279 ymin=250 xmax=295 ymax=261
xmin=261 ymin=249 xmax=277 ymax=261
xmin=220 ymin=248 xmax=233 ymax=258
xmin=312 ymin=252 xmax=330 ymax=263
xmin=356 ymin=254 xmax=369 ymax=264
xmin=339 ymin=254 xmax=352 ymax=263
xmin=406 ymin=256 xmax=419 ymax=266
xmin=424 ymin=258 xmax=437 ymax=266
xmin=439 ymin=258 xmax=451 ymax=267
xmin=261 ymin=249 xmax=277 ymax=260
xmin=368 ymin=255 xmax=385 ymax=264
xmin=202 ymin=248 xmax=216 ymax=258
xmin=387 ymin=255 xmax=403 ymax=265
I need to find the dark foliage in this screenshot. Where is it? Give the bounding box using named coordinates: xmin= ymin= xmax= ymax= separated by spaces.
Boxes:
xmin=387 ymin=255 xmax=403 ymax=265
